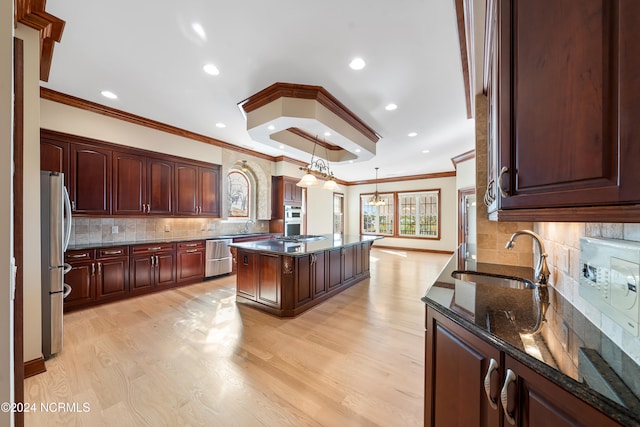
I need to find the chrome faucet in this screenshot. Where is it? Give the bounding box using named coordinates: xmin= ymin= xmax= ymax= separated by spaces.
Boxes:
xmin=241 ymin=219 xmax=255 ymax=234
xmin=505 ymin=230 xmax=550 ymax=285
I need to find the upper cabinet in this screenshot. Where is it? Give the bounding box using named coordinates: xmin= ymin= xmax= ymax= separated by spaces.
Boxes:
xmin=41 ymin=129 xmax=220 ymax=218
xmin=175 ymin=163 xmax=221 ymax=217
xmin=485 ymin=0 xmax=640 ymax=222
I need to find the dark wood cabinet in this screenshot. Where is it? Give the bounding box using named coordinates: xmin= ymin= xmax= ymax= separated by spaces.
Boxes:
xmin=176 ymin=241 xmax=205 ymax=283
xmin=129 ymin=243 xmax=176 ymax=294
xmin=295 ymin=252 xmax=328 ymax=305
xmin=113 ymin=151 xmax=146 ymax=215
xmin=485 ymin=0 xmax=640 ymax=222
xmin=425 ymin=308 xmax=502 ymax=427
xmin=147 ymin=158 xmax=174 ymax=215
xmin=327 ymin=248 xmax=343 ymax=290
xmin=63 ymin=250 xmax=96 ymax=310
xmin=40 ymin=129 xmax=219 ymax=217
xmin=256 ymin=253 xmax=281 ymax=308
xmin=70 ymin=143 xmax=111 ymax=215
xmin=283 ymin=178 xmax=303 ymax=206
xmin=95 ymin=247 xmax=129 ymax=300
xmin=271 ymin=176 xmax=303 ymax=222
xmin=40 ymin=137 xmax=68 ymax=186
xmin=175 ymin=163 xmax=220 ymax=217
xmin=237 ymin=251 xmax=257 ymax=299
xmin=425 ymin=307 xmax=622 ymax=427
xmin=342 ymin=245 xmax=355 ymax=283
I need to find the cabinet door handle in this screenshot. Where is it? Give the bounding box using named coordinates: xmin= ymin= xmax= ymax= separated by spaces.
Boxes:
xmin=500 ymin=369 xmax=517 ymax=425
xmin=71 ymin=200 xmax=76 ymax=211
xmin=97 ymin=262 xmax=102 ymax=275
xmin=146 ymin=203 xmax=150 ymax=213
xmin=483 ymin=358 xmax=499 ymax=410
xmin=150 ymin=255 xmax=155 ymax=267
xmin=91 ymin=263 xmax=95 ymax=275
xmin=155 ymin=255 xmax=159 ymax=267
xmin=497 ymin=166 xmax=509 ymax=198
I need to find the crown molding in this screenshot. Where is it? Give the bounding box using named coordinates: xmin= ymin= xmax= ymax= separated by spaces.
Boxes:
xmin=15 ymin=0 xmax=65 ymax=81
xmin=451 ymin=149 xmax=475 ymax=169
xmin=345 ymin=171 xmax=456 ymax=186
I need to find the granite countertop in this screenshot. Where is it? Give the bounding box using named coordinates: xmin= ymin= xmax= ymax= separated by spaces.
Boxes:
xmin=67 ymin=233 xmax=277 ymax=250
xmin=422 ymin=246 xmax=640 ymax=426
xmin=228 ymin=234 xmax=381 ymax=256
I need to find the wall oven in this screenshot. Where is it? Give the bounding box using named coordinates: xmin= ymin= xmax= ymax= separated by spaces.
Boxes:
xmin=284 ymin=205 xmax=303 ymax=236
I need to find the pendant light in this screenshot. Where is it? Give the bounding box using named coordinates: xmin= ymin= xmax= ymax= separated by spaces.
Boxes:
xmin=297 ymin=137 xmax=340 ymax=191
xmin=368 ymin=167 xmax=386 ymax=205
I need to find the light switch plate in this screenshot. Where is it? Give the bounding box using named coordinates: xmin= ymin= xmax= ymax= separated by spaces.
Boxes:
xmin=112 ymin=225 xmax=118 ymax=234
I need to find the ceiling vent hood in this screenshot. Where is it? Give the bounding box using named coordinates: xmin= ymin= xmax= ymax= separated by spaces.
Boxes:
xmin=238 ymin=82 xmax=380 ymax=163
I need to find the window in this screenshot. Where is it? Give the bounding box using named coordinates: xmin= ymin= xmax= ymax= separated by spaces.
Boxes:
xmin=228 ymin=170 xmax=250 ymax=218
xmin=398 ymin=190 xmax=440 ymax=239
xmin=360 ymin=193 xmax=394 ymax=235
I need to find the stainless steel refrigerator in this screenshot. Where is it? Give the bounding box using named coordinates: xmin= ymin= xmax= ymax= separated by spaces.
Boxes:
xmin=40 ymin=171 xmax=72 ymax=359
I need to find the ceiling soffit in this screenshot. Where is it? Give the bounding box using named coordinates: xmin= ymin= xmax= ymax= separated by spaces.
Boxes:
xmin=238 ymin=83 xmax=380 ymax=164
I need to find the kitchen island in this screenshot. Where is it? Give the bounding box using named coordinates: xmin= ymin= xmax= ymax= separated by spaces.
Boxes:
xmin=230 ymin=234 xmax=380 ymax=317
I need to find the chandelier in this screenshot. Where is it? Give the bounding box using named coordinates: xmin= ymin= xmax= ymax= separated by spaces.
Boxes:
xmin=296 ymin=140 xmax=340 ymax=191
xmin=368 ymin=167 xmax=386 ymax=205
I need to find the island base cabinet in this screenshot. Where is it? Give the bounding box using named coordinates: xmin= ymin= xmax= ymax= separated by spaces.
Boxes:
xmin=236 ymin=244 xmax=371 ymax=317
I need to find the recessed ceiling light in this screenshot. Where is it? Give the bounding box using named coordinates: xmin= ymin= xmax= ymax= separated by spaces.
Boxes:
xmin=408 ymin=132 xmax=418 ymax=137
xmin=422 ymin=149 xmax=430 ymax=154
xmin=349 ymin=160 xmax=354 ymax=164
xmin=279 ymin=145 xmax=285 ymax=150
xmin=267 ymin=125 xmax=275 ymax=130
xmin=100 ymin=90 xmax=117 ymax=99
xmin=203 ymin=64 xmax=219 ymax=76
xmin=355 ymin=149 xmax=361 ymax=153
xmin=215 ymin=122 xmax=226 ymax=128
xmin=324 ymin=131 xmax=331 ymax=137
xmin=192 ymin=23 xmax=206 ymax=40
xmin=349 ymin=57 xmax=366 ymax=70
xmin=385 ymin=103 xmax=398 ymax=111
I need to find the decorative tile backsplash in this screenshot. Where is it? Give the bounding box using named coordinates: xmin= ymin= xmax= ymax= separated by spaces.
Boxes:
xmin=68 ymin=217 xmax=269 ymax=246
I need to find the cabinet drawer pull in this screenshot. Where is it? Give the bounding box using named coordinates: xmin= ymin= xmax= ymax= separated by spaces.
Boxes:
xmin=483 ymin=358 xmax=499 ymax=410
xmin=148 ymin=247 xmax=162 ymax=251
xmin=68 ymin=253 xmax=89 ymax=259
xmin=186 ymin=249 xmax=198 ymax=253
xmin=497 ymin=166 xmax=509 ymax=198
xmin=500 ymin=369 xmax=517 ymax=425
xmin=102 ymin=250 xmax=122 ymax=255
xmin=184 ymin=243 xmax=198 ymax=247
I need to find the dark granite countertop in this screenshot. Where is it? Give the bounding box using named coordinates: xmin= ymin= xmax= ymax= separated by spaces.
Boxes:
xmin=67 ymin=233 xmax=277 ymax=250
xmin=422 ymin=246 xmax=640 ymax=426
xmin=228 ymin=234 xmax=381 ymax=256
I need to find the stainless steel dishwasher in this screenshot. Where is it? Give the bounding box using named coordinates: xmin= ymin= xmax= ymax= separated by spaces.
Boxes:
xmin=205 ymin=239 xmax=233 ymax=278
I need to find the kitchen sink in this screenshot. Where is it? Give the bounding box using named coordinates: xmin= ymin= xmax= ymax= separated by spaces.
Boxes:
xmin=451 ymin=271 xmax=535 ymax=289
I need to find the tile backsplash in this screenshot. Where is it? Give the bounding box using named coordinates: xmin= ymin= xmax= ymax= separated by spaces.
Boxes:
xmin=535 ymin=222 xmax=640 ymax=373
xmin=68 ymin=217 xmax=269 ymax=246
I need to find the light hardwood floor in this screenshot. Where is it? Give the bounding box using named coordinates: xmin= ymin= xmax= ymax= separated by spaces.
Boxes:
xmin=25 ymin=248 xmax=449 ymax=426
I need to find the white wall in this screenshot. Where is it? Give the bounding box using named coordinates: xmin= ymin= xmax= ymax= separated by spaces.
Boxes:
xmin=1 ymin=0 xmax=15 ymax=423
xmin=345 ymin=175 xmax=458 ymax=252
xmin=16 ymin=24 xmax=42 ymax=365
xmin=41 ymin=100 xmax=223 ymax=164
xmin=456 ymin=158 xmax=476 ymax=190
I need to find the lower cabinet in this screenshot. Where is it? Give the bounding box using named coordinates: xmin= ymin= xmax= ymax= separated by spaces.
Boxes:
xmin=236 ymin=243 xmax=372 ymax=317
xmin=425 ymin=308 xmax=622 ymax=427
xmin=176 ymin=241 xmax=205 ymax=283
xmin=64 ymin=246 xmax=129 ymax=310
xmin=130 ymin=243 xmax=176 ymax=294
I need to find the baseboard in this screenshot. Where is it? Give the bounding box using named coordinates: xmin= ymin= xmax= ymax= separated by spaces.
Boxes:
xmin=372 ymin=245 xmax=454 ymax=255
xmin=24 ymin=356 xmax=46 ymax=378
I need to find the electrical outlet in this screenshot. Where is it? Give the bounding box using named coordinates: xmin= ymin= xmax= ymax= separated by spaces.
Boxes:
xmin=165 ymin=223 xmax=171 ymax=232
xmin=112 ymin=225 xmax=118 ymax=234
